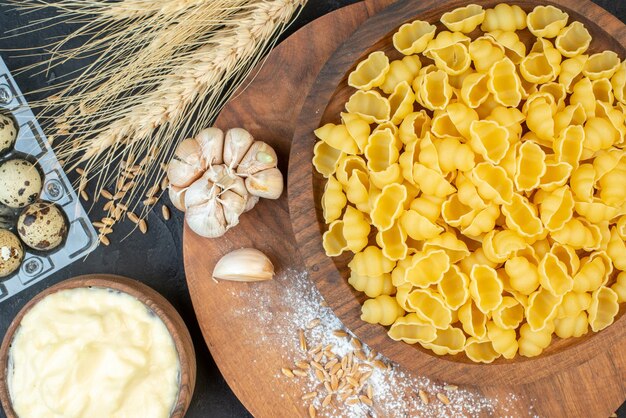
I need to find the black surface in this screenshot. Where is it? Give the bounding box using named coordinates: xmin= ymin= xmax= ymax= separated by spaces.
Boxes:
xmin=0 ymin=1 xmax=625 ymax=417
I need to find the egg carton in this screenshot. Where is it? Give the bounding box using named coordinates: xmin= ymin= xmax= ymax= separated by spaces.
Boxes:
xmin=0 ymin=56 xmax=98 ymax=303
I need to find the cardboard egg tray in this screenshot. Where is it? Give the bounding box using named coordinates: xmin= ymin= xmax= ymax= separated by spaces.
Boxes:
xmin=0 ymin=56 xmax=98 ymax=303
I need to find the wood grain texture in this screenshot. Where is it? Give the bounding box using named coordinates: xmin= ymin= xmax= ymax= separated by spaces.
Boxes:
xmin=287 ymin=0 xmax=626 ymax=415
xmin=0 ymin=274 xmax=196 ymax=418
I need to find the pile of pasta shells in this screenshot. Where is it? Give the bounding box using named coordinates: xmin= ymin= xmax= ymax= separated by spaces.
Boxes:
xmin=313 ymin=3 xmax=626 ymax=363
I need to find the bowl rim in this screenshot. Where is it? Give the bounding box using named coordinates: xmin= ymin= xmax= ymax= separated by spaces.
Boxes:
xmin=288 ymin=0 xmax=626 ymax=385
xmin=0 ymin=274 xmax=196 ymax=418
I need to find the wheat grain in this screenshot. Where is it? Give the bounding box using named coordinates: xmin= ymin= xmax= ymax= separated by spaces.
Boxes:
xmin=161 ymin=205 xmax=171 ymax=220
xmin=437 ymin=393 xmax=451 ymax=405
xmin=280 ymin=368 xmax=294 ymax=378
xmin=419 ymin=390 xmax=429 ymax=405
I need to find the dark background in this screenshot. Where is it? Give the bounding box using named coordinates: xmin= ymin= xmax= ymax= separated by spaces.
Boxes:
xmin=1 ymin=1 xmax=625 ymax=417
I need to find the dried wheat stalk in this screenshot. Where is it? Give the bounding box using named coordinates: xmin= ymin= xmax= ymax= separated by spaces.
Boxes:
xmin=5 ymin=0 xmax=306 ymax=237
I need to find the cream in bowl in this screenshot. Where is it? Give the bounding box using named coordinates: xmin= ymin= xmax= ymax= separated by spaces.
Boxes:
xmin=7 ymin=286 xmax=181 ymax=418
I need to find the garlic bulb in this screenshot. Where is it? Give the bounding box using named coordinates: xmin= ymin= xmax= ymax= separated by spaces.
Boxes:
xmin=224 ymin=128 xmax=254 ymax=168
xmin=167 ymin=138 xmax=206 ymax=187
xmin=245 ymin=167 xmax=284 ymax=199
xmin=212 ymin=248 xmax=274 ymax=281
xmin=167 ymin=126 xmax=284 ymax=238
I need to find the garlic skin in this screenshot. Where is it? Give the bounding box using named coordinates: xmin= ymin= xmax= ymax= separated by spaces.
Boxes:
xmin=236 ymin=141 xmax=278 ymax=175
xmin=245 ymin=167 xmax=284 ymax=199
xmin=185 ymin=196 xmax=227 ymax=238
xmin=244 ymin=195 xmax=259 ymax=212
xmin=224 ymin=128 xmax=254 ymax=168
xmin=212 ymin=248 xmax=274 ymax=282
xmin=168 ymin=185 xmax=187 ymax=212
xmin=218 ymin=190 xmax=246 ymax=228
xmin=196 ymin=128 xmax=224 ymax=166
xmin=204 ymin=165 xmax=248 ymax=198
xmin=167 ymin=138 xmax=206 ymax=187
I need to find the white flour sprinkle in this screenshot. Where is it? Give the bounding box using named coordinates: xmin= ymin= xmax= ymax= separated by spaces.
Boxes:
xmin=230 ymin=268 xmax=535 ymax=417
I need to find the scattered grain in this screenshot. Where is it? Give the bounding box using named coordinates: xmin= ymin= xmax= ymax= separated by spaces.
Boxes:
xmin=146 ymin=185 xmax=160 ymax=197
xmin=281 ymin=368 xmax=294 ymax=378
xmin=139 ymin=219 xmax=148 ymax=234
xmin=161 ymin=177 xmax=169 ymax=191
xmin=444 ymin=384 xmax=458 ymax=391
xmin=100 ymin=189 xmax=113 ymax=200
xmin=351 ymin=338 xmax=362 ymax=349
xmin=293 ymin=369 xmax=307 ymax=377
xmin=360 ymin=395 xmax=373 ymax=406
xmin=437 ymin=393 xmax=451 ymax=405
xmin=113 ymin=191 xmax=126 ymax=200
xmin=117 ymin=203 xmax=128 ymax=211
xmin=308 ymin=404 xmax=316 ymax=418
xmin=314 ymin=369 xmax=325 ymax=382
xmin=128 ymin=212 xmax=140 ymax=224
xmin=92 ymin=221 xmax=105 ymax=228
xmin=311 ymin=361 xmax=324 ymax=372
xmin=76 ymin=168 xmax=85 ymax=176
xmin=419 ymin=390 xmax=429 ymax=405
xmin=307 ymin=318 xmax=320 ymax=329
xmin=98 ymin=227 xmax=113 ymax=235
xmin=296 ymin=361 xmax=310 ymax=370
xmin=301 ymin=391 xmax=317 ymax=400
xmin=102 ymin=217 xmax=115 ymax=226
xmin=99 ymin=235 xmax=110 ymax=246
xmin=346 ymin=397 xmax=359 ymax=406
xmin=322 ymin=394 xmax=332 ymax=408
xmin=122 ymin=182 xmax=136 ymax=192
xmin=143 ymin=197 xmax=158 ymax=206
xmin=80 ymin=190 xmax=89 ymax=201
xmin=103 ymin=201 xmax=114 ymax=211
xmin=333 ymin=330 xmax=348 ymax=338
xmin=309 ymin=344 xmax=322 ymax=355
xmin=162 ymin=205 xmax=171 ymax=220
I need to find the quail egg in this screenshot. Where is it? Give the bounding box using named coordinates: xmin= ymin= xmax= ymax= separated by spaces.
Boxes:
xmin=0 ymin=113 xmax=17 ymax=155
xmin=0 ymin=229 xmax=24 ymax=278
xmin=0 ymin=159 xmax=43 ymax=208
xmin=17 ymin=202 xmax=68 ymax=252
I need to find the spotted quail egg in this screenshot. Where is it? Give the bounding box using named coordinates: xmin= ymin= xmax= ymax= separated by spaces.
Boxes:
xmin=0 ymin=159 xmax=42 ymax=208
xmin=17 ymin=202 xmax=68 ymax=252
xmin=0 ymin=229 xmax=24 ymax=278
xmin=0 ymin=114 xmax=17 ymax=155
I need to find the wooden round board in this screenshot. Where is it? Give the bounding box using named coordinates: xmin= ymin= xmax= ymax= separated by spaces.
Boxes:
xmin=289 ymin=0 xmax=626 ymax=386
xmin=184 ymin=1 xmax=625 ymax=417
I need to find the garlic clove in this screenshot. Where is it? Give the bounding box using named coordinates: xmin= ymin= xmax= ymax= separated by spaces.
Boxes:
xmin=196 ymin=127 xmax=224 ymax=166
xmin=184 ymin=172 xmax=219 ymax=210
xmin=167 ymin=138 xmax=206 ymax=187
xmin=236 ymin=141 xmax=278 ymax=175
xmin=185 ymin=197 xmax=227 ymax=238
xmin=168 ymin=185 xmax=187 ymax=212
xmin=244 ymin=195 xmax=259 ymax=212
xmin=212 ymin=248 xmax=274 ymax=281
xmin=219 ymin=190 xmax=246 ymax=229
xmin=224 ymin=128 xmax=254 ymax=169
xmin=245 ymin=167 xmax=284 ymax=199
